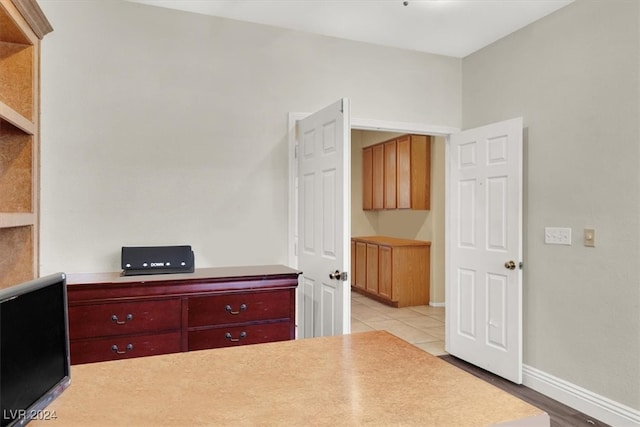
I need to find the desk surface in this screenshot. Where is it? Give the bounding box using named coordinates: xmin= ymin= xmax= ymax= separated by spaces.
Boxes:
xmin=34 ymin=331 xmax=548 ymax=426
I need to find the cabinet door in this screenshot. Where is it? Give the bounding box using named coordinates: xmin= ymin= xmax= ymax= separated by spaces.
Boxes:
xmin=384 ymin=141 xmax=397 ymax=209
xmin=362 ymin=147 xmax=373 ymax=210
xmin=397 ymin=136 xmax=412 ymax=209
xmin=354 ymin=241 xmax=367 ymax=290
xmin=372 ymin=144 xmax=384 ymax=209
xmin=378 ymin=246 xmax=392 ymax=300
xmin=351 ymin=240 xmax=356 ymax=287
xmin=365 ymin=244 xmax=379 ymax=294
xmin=410 ymin=135 xmax=430 ymax=210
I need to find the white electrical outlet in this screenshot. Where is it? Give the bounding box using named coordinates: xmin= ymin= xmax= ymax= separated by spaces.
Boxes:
xmin=544 ymin=227 xmax=572 ymax=245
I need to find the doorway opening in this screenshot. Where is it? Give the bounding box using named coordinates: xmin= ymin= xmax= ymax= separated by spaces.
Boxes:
xmin=349 ymin=129 xmax=446 ymax=355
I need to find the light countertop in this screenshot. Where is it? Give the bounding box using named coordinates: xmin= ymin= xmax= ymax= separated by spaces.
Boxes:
xmin=33 ymin=331 xmax=548 ymax=426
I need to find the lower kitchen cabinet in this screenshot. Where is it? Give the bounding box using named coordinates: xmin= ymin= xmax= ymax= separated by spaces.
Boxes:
xmin=351 ymin=236 xmax=430 ymax=307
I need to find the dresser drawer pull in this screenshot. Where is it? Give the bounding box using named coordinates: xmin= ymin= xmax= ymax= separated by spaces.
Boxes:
xmin=224 ymin=304 xmax=247 ymax=315
xmin=224 ymin=331 xmax=247 ymax=342
xmin=111 ymin=343 xmax=134 ymax=354
xmin=111 ymin=313 xmax=133 ymax=324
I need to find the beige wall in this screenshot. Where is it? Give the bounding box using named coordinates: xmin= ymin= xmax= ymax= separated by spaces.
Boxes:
xmin=463 ymin=0 xmax=639 ymax=410
xmin=38 ymin=0 xmax=461 ymax=274
xmin=351 ymin=130 xmax=445 ymax=304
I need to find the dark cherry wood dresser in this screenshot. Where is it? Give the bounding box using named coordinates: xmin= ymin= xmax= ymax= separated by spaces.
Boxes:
xmin=66 ymin=265 xmax=300 ymax=365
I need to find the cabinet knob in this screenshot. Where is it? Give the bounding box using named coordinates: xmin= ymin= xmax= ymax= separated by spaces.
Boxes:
xmin=111 ymin=313 xmax=133 ymax=324
xmin=225 ymin=303 xmax=247 ymax=315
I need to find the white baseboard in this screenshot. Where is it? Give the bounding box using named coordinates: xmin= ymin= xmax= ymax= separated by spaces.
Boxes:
xmin=429 ymin=301 xmax=445 ymax=307
xmin=523 ymin=364 xmax=640 ymax=426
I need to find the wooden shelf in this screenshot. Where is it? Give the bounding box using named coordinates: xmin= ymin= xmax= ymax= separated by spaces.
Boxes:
xmin=0 ymin=100 xmax=35 ymax=134
xmin=0 ymin=212 xmax=35 ymax=228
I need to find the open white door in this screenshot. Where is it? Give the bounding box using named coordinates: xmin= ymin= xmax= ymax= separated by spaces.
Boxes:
xmin=446 ymin=117 xmax=523 ymax=383
xmin=296 ymin=99 xmax=351 ymax=338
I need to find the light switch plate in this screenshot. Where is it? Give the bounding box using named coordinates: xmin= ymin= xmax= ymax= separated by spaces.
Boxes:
xmin=584 ymin=228 xmax=595 ymax=247
xmin=544 ymin=227 xmax=572 ymax=245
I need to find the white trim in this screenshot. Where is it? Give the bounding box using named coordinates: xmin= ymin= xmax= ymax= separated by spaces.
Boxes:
xmin=287 ymin=112 xmax=299 ymax=269
xmin=429 ymin=301 xmax=446 ymax=308
xmin=523 ymin=364 xmax=640 ymax=427
xmin=444 ymin=135 xmax=451 ymax=354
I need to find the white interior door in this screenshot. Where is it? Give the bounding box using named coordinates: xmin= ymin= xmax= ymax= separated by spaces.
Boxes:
xmin=296 ymin=99 xmax=351 ymax=339
xmin=446 ymin=117 xmax=523 ymax=383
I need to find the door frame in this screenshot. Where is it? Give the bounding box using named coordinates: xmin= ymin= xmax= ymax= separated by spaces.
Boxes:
xmin=288 ymin=113 xmax=459 ymax=334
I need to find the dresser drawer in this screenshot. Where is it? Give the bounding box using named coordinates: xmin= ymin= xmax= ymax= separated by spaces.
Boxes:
xmin=188 ymin=322 xmax=292 ymax=350
xmin=70 ymin=331 xmax=181 ymax=364
xmin=68 ymin=299 xmax=182 ymax=340
xmin=188 ymin=290 xmax=292 ymax=327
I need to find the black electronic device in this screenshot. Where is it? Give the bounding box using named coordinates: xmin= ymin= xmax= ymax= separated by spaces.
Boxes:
xmin=121 ymin=245 xmax=195 ymax=276
xmin=0 ymin=273 xmax=71 ymax=427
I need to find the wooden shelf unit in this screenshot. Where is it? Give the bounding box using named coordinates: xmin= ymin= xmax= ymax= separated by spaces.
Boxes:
xmin=0 ymin=0 xmax=52 ymax=288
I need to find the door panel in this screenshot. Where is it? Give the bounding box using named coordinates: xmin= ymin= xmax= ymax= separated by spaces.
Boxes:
xmin=447 ymin=117 xmax=523 ymax=384
xmin=297 ymin=99 xmax=351 ymax=338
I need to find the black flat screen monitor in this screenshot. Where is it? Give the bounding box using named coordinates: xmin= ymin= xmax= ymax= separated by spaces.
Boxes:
xmin=0 ymin=273 xmax=71 ymax=426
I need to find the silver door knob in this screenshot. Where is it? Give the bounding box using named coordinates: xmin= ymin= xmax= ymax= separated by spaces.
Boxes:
xmin=329 ymin=270 xmax=348 ymax=280
xmin=504 ymin=260 xmax=517 ymax=270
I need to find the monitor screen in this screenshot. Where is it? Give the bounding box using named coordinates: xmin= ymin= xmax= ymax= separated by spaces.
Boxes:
xmin=0 ymin=273 xmax=71 ymax=427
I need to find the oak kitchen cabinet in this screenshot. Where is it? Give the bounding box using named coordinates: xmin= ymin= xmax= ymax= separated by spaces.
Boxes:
xmin=362 ymin=134 xmax=431 ymax=211
xmin=351 ymin=236 xmax=430 ymax=307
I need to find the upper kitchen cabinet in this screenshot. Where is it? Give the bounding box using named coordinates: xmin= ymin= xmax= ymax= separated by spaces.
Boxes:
xmin=362 ymin=134 xmax=431 ymax=211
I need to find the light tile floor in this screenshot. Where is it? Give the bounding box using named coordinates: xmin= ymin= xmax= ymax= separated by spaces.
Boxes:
xmin=350 ymin=290 xmax=447 ymax=356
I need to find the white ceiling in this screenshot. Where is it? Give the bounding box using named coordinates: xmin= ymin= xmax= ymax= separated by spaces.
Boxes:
xmin=129 ymin=0 xmax=573 ymax=58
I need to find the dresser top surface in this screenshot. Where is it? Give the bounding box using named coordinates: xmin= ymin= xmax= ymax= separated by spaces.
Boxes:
xmin=65 ymin=265 xmax=301 ymax=286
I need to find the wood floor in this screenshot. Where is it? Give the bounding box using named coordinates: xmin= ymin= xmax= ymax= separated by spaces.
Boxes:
xmin=439 ymin=355 xmax=610 ymax=427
